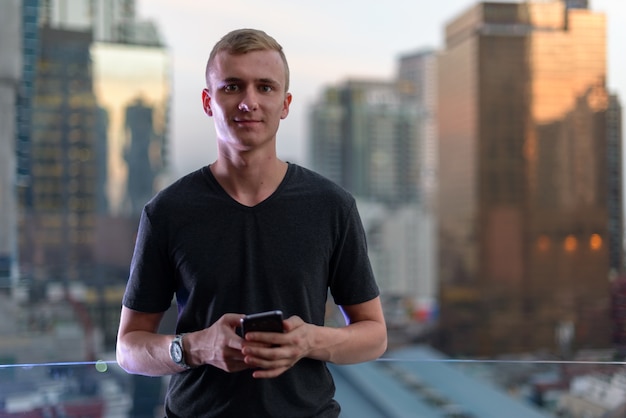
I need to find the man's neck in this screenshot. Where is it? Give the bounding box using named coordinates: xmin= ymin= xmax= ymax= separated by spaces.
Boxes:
xmin=210 ymin=154 xmax=288 ymax=207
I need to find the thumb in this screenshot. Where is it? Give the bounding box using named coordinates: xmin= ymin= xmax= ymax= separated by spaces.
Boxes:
xmin=283 ymin=315 xmax=305 ymax=332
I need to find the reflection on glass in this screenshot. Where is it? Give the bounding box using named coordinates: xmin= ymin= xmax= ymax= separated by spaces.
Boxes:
xmin=437 ymin=1 xmax=618 ymax=358
xmin=1 ymin=357 xmax=625 ymax=417
xmin=91 ymin=43 xmax=170 ymax=216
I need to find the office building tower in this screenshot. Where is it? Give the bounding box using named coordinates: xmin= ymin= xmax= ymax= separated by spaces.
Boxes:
xmin=311 ymin=79 xmax=420 ymax=205
xmin=436 ymin=0 xmax=620 ymax=356
xmin=397 ymin=49 xmax=438 ymax=212
xmin=19 ymin=27 xmax=98 ymax=283
xmin=16 ymin=0 xmax=40 ymax=204
xmin=310 ymin=79 xmax=437 ymax=327
xmin=36 ymin=0 xmax=169 ymax=215
xmin=39 ymin=0 xmax=157 ymax=45
xmin=0 ymin=0 xmax=23 ymax=288
xmin=13 ymin=1 xmax=169 ymax=350
xmin=395 ymin=49 xmax=439 ymax=324
xmin=607 ymin=95 xmax=623 ymax=275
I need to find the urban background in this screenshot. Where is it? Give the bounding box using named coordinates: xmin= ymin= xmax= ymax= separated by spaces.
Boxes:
xmin=0 ymin=0 xmax=625 ymax=417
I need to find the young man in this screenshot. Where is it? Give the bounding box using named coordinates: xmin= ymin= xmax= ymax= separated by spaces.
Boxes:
xmin=116 ymin=28 xmax=387 ymax=417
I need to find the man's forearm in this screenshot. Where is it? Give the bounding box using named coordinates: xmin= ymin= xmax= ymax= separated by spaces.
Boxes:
xmin=309 ymin=320 xmax=387 ymax=364
xmin=116 ymin=331 xmax=180 ymax=376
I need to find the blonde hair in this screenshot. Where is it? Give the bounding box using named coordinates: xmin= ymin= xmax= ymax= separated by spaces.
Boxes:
xmin=205 ymin=28 xmax=290 ymax=92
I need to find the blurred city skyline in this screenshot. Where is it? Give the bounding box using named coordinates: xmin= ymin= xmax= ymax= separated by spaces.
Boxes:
xmin=136 ymin=0 xmax=626 ymax=179
xmin=1 ymin=2 xmax=624 ymax=415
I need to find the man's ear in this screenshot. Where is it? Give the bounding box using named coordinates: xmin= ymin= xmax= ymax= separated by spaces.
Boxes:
xmin=280 ymin=92 xmax=293 ymax=120
xmin=202 ymin=88 xmax=213 ymax=117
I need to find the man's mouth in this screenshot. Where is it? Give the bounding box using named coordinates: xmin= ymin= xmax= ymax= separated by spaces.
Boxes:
xmin=234 ymin=118 xmax=261 ymax=125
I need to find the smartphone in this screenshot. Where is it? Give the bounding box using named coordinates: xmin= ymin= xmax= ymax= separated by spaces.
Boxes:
xmin=240 ymin=310 xmax=284 ymax=335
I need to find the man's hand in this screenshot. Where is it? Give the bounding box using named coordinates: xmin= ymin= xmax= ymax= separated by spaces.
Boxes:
xmin=241 ymin=315 xmax=313 ymax=378
xmin=185 ymin=313 xmax=250 ymax=373
xmin=240 ymin=297 xmax=387 ymax=379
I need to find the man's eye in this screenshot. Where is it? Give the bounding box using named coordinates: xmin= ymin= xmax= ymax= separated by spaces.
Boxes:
xmin=259 ymin=85 xmax=273 ymax=93
xmin=224 ymin=84 xmax=239 ymax=92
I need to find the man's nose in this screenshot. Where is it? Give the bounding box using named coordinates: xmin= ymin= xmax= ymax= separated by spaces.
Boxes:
xmin=238 ymin=88 xmax=259 ymax=112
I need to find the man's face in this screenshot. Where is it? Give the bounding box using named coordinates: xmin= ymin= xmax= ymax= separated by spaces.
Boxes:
xmin=202 ymin=49 xmax=292 ymax=152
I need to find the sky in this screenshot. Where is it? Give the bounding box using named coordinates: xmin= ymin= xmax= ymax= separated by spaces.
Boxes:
xmin=136 ymin=0 xmax=626 ymax=179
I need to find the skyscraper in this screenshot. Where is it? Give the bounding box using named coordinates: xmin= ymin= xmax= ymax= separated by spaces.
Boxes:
xmin=37 ymin=0 xmax=169 ymax=215
xmin=0 ymin=0 xmax=23 ymax=289
xmin=436 ymin=0 xmax=621 ymax=356
xmin=13 ymin=1 xmax=169 ymax=349
xmin=310 ymin=77 xmax=438 ymax=330
xmin=607 ymin=95 xmax=623 ymax=275
xmin=310 ymin=79 xmax=420 ymax=205
xmin=20 ymin=27 xmax=98 ymax=283
xmin=397 ymin=49 xmax=438 ymax=212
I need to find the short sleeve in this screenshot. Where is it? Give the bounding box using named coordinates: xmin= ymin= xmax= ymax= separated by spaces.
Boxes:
xmin=328 ymin=201 xmax=380 ymax=306
xmin=122 ymin=207 xmax=175 ymax=313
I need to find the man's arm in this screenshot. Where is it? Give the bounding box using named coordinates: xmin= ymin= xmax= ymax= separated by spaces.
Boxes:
xmin=307 ymin=296 xmax=387 ymax=364
xmin=116 ymin=306 xmax=249 ymax=376
xmin=241 ymin=296 xmax=387 ymax=378
xmin=116 ymin=307 xmax=173 ymax=376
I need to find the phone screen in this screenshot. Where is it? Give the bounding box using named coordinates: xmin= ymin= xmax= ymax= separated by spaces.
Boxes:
xmin=240 ymin=310 xmax=284 ymax=335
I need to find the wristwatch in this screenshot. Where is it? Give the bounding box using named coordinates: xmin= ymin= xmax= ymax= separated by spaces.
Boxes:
xmin=169 ymin=334 xmax=192 ymax=369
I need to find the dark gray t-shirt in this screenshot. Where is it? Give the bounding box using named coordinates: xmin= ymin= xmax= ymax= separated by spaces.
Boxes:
xmin=123 ymin=163 xmax=379 ymax=417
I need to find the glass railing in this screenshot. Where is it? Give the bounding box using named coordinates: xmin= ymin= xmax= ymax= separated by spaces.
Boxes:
xmin=1 ymin=355 xmax=624 ymax=417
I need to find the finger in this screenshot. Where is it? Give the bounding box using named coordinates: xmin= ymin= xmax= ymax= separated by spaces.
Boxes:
xmin=242 ymin=340 xmax=272 ymax=350
xmin=242 ymin=345 xmax=287 ymax=367
xmin=282 ymin=315 xmax=303 ymax=331
xmin=252 ymin=366 xmax=290 ymax=379
xmin=241 ymin=345 xmax=277 ymax=361
xmin=223 ymin=313 xmax=246 ymax=327
xmin=244 ymin=331 xmax=283 ymax=346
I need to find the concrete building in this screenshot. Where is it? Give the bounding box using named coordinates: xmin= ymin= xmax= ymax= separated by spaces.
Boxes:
xmin=0 ymin=0 xmax=24 ymax=290
xmin=311 ymin=79 xmax=421 ymax=205
xmin=397 ymin=49 xmax=439 ymax=213
xmin=436 ymin=0 xmax=621 ymax=356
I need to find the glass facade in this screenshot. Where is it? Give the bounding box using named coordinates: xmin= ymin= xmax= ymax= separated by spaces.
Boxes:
xmin=1 ymin=0 xmax=624 ymax=416
xmin=311 ymin=80 xmax=421 ymax=205
xmin=20 ymin=27 xmax=98 ymax=284
xmin=91 ymin=42 xmax=170 ymax=215
xmin=437 ymin=1 xmax=620 ymax=356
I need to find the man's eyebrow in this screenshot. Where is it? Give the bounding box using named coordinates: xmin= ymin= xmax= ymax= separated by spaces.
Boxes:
xmin=220 ymin=76 xmax=280 ymax=85
xmin=258 ymin=78 xmax=280 ymax=86
xmin=221 ymin=77 xmax=243 ymax=84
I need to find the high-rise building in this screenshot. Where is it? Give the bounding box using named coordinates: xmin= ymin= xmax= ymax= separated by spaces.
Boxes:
xmin=310 ymin=78 xmax=438 ymax=330
xmin=607 ymin=95 xmax=623 ymax=275
xmin=37 ymin=0 xmax=169 ymax=216
xmin=39 ymin=0 xmax=158 ymax=45
xmin=20 ymin=27 xmax=99 ymax=283
xmin=310 ymin=79 xmax=420 ymax=205
xmin=397 ymin=49 xmax=438 ymax=212
xmin=0 ymin=0 xmax=24 ymax=289
xmin=436 ymin=0 xmax=621 ymax=356
xmin=16 ymin=1 xmax=170 ymax=349
xmin=16 ymin=0 xmax=40 ymax=202
xmin=395 ymin=50 xmax=439 ymax=325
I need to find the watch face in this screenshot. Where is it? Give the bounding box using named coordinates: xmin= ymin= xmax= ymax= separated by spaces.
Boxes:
xmin=170 ymin=340 xmax=183 ymax=363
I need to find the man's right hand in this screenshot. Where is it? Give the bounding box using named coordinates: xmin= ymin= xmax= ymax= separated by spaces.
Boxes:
xmin=184 ymin=313 xmax=250 ymax=373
